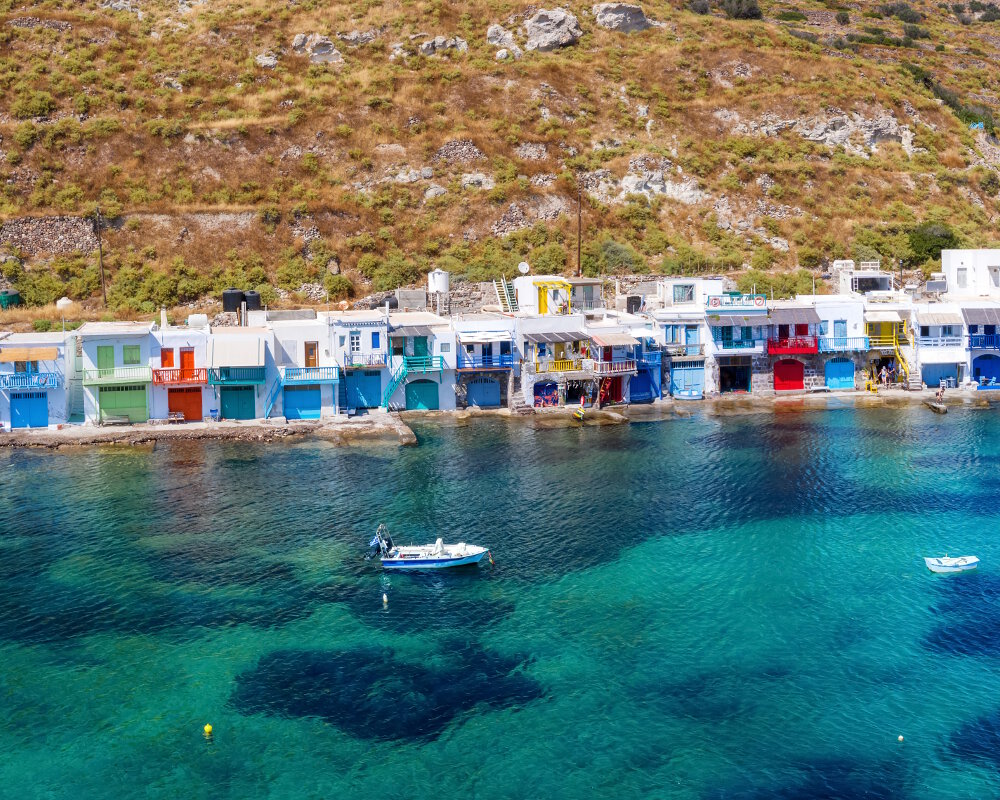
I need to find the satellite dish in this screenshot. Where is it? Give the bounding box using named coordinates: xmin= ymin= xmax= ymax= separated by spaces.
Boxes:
xmin=517 ymin=261 xmax=530 ymax=274
xmin=56 ymin=297 xmax=73 ymax=311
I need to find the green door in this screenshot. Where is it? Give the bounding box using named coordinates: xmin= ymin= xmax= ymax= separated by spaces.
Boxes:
xmin=220 ymin=386 xmax=256 ymax=420
xmin=97 ymin=345 xmax=115 ymax=370
xmin=405 ymin=379 xmax=439 ymax=410
xmin=413 ymin=336 xmax=429 ymax=358
xmin=99 ymin=386 xmax=147 ymax=423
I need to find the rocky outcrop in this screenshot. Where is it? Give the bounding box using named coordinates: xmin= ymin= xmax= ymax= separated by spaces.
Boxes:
xmin=592 ymin=3 xmax=651 ymax=32
xmin=254 ymin=51 xmax=278 ymax=68
xmin=0 ymin=216 xmax=98 ymax=255
xmin=418 ymin=35 xmax=468 ymax=55
xmin=515 ymin=142 xmax=548 ymax=160
xmin=492 ymin=203 xmax=530 ymax=236
xmin=523 ymin=8 xmax=582 ymax=51
xmin=433 ymin=139 xmax=485 ymax=164
xmin=487 ymin=23 xmax=522 ymax=58
xmin=292 ymin=33 xmax=343 ymax=64
xmin=461 ymin=173 xmax=496 ymax=190
xmin=338 ymin=29 xmax=379 ymax=46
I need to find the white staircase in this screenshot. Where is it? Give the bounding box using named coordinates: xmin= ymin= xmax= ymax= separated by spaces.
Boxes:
xmin=494 ymin=277 xmax=518 ymax=313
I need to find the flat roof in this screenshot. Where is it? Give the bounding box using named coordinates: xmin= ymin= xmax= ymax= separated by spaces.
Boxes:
xmin=77 ymin=321 xmax=155 ymax=336
xmin=0 ymin=331 xmax=73 ymax=343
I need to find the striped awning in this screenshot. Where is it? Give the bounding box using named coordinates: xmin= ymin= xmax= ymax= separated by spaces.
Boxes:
xmin=589 ymin=332 xmax=639 ymax=347
xmin=0 ymin=346 xmax=58 ymax=362
xmin=707 ymin=314 xmax=765 ymax=326
xmin=769 ymin=307 xmax=821 ymax=325
xmin=916 ymin=312 xmax=963 ymax=326
xmin=523 ymin=330 xmax=586 ymax=344
xmin=962 ymin=307 xmax=1000 ymax=325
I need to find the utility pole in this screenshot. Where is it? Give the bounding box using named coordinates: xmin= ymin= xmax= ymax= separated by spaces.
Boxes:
xmin=577 ymin=179 xmax=583 ymax=278
xmin=94 ymin=206 xmax=107 ymax=306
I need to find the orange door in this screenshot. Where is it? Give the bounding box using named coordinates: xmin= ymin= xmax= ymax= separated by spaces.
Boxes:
xmin=161 ymin=348 xmax=175 ymax=368
xmin=168 ymin=387 xmax=202 ymax=421
xmin=305 ymin=342 xmax=318 ymax=368
xmin=179 ymin=348 xmax=195 ymax=381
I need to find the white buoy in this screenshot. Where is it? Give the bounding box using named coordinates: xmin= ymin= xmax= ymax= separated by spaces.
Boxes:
xmin=898 ymin=735 xmax=904 ymax=743
xmin=382 ymin=593 xmax=388 ymax=605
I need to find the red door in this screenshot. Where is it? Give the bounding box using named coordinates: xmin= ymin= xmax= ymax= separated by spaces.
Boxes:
xmin=179 ymin=348 xmax=195 ymax=381
xmin=774 ymin=359 xmax=805 ymax=391
xmin=168 ymin=387 xmax=202 ymax=420
xmin=794 ymin=323 xmax=809 ymax=336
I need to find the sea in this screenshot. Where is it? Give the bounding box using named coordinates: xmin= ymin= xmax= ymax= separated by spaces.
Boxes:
xmin=2 ymin=405 xmax=1000 ymax=799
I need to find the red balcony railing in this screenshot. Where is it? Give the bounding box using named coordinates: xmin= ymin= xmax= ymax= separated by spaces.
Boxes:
xmin=152 ymin=368 xmax=208 ymax=385
xmin=767 ymin=336 xmax=818 ymax=355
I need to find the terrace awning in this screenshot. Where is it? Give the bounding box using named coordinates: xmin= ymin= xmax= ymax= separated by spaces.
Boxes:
xmin=390 ymin=325 xmax=438 ymax=337
xmin=769 ymin=307 xmax=821 ymax=325
xmin=864 ymin=310 xmax=902 ymax=323
xmin=534 ymin=279 xmax=571 ymax=290
xmin=707 ymin=314 xmax=764 ymax=326
xmin=0 ymin=346 xmax=58 ymax=362
xmin=457 ymin=331 xmax=512 ymax=344
xmin=208 ymin=337 xmax=264 ymax=368
xmin=962 ymin=307 xmax=1000 ymax=325
xmin=916 ymin=312 xmax=963 ymax=326
xmin=523 ymin=331 xmax=586 ymax=344
xmin=589 ymin=332 xmax=639 ymax=347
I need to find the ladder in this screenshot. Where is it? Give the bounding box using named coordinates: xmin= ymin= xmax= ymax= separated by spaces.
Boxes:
xmin=494 ymin=277 xmax=518 ymax=313
xmin=598 ymin=376 xmax=613 ymax=406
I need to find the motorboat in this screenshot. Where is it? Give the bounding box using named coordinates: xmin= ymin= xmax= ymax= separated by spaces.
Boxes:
xmin=674 ymin=388 xmax=703 ymax=401
xmin=924 ymin=555 xmax=979 ymax=574
xmin=370 ymin=524 xmax=491 ymax=570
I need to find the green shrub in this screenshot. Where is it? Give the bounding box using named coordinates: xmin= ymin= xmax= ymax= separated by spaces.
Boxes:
xmin=836 ymin=10 xmax=850 ymax=22
xmin=17 ymin=270 xmax=64 ymax=306
xmin=721 ymin=0 xmax=763 ymax=19
xmin=12 ymin=91 xmax=56 ymax=119
xmin=324 ymin=274 xmax=354 ymax=299
xmin=777 ymin=9 xmax=808 ymax=20
xmin=908 ymin=222 xmax=958 ymax=264
xmin=581 ymin=237 xmax=647 ymax=276
xmin=32 ymin=319 xmax=53 ymax=332
xmin=529 ymin=243 xmax=567 ymax=273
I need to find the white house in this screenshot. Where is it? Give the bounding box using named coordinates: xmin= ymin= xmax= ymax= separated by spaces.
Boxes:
xmin=77 ymin=321 xmax=155 ymax=424
xmin=150 ymin=319 xmax=211 ymax=422
xmin=384 ymin=311 xmax=456 ymax=411
xmin=326 ymin=310 xmax=390 ymax=411
xmin=452 ymin=313 xmax=517 ymax=409
xmin=941 ymin=249 xmax=1000 ymax=299
xmin=0 ymin=331 xmax=75 ymax=430
xmin=268 ymin=311 xmax=340 ymax=420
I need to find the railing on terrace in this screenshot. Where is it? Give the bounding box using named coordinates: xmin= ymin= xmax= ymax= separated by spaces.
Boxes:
xmin=640 ymin=350 xmax=664 ymax=364
xmin=968 ymin=334 xmax=1000 ymax=350
xmin=207 ymin=366 xmax=266 ymax=385
xmin=818 ymin=336 xmax=869 ymax=352
xmin=663 ymin=343 xmax=703 ymax=357
xmin=592 ymin=358 xmax=638 ymax=376
xmin=767 ymin=336 xmax=819 ymax=356
xmin=534 ymin=358 xmax=584 ymax=373
xmin=281 ymin=366 xmax=340 ymax=384
xmin=0 ymin=372 xmax=62 ymax=389
xmin=401 ymin=355 xmax=445 ymax=373
xmin=343 ymin=352 xmax=388 ymax=368
xmin=715 ymin=339 xmax=763 ymax=351
xmin=457 ymin=353 xmax=515 ymax=369
xmin=917 ymin=336 xmax=964 ymax=348
xmin=82 ymin=366 xmax=152 ymax=385
xmin=152 ymin=368 xmax=207 ymax=385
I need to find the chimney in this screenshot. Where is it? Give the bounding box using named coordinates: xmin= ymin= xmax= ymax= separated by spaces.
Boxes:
xmin=160 ymin=307 xmax=168 ymax=328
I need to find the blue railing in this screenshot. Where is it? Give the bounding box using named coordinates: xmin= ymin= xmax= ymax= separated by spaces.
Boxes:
xmin=818 ymin=336 xmax=870 ymax=352
xmin=715 ymin=339 xmax=762 ymax=350
xmin=0 ymin=372 xmax=62 ymax=389
xmin=208 ymin=367 xmax=266 ymax=385
xmin=640 ymin=351 xmax=663 ymax=365
xmin=969 ymin=335 xmax=1000 ymax=350
xmin=282 ymin=366 xmax=339 ymax=384
xmin=457 ymin=353 xmax=514 ymax=369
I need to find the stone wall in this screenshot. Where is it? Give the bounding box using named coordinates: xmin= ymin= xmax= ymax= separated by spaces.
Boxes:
xmin=0 ymin=216 xmax=98 ymax=255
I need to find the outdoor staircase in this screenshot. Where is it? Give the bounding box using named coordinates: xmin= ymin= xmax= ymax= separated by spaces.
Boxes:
xmin=382 ymin=361 xmax=408 ymax=410
xmin=494 ymin=277 xmax=518 ymax=313
xmin=263 ymin=377 xmax=281 ymax=418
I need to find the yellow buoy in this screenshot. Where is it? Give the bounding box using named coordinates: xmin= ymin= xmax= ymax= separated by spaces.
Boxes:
xmin=204 ymin=724 xmax=213 ymax=736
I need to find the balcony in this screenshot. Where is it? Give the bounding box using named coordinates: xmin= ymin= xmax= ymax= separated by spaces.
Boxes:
xmin=917 ymin=336 xmax=964 ymax=348
xmin=818 ymin=336 xmax=869 ymax=352
xmin=663 ymin=343 xmax=703 ymax=357
xmin=767 ymin=336 xmax=819 ymax=356
xmin=208 ymin=366 xmax=266 ymax=385
xmin=592 ymin=358 xmax=638 ymax=376
xmin=401 ymin=355 xmax=445 ymax=373
xmin=533 ymin=358 xmax=584 ymax=373
xmin=82 ymin=366 xmax=152 ymax=385
xmin=968 ymin=334 xmax=1000 ymax=350
xmin=343 ymin=352 xmax=388 ymax=368
xmin=0 ymin=372 xmax=62 ymax=389
xmin=640 ymin=350 xmax=663 ymax=365
xmin=457 ymin=353 xmax=515 ymax=370
xmin=281 ymin=366 xmax=339 ymax=384
xmin=152 ymin=368 xmax=207 ymax=386
xmin=716 ymin=339 xmax=763 ymax=351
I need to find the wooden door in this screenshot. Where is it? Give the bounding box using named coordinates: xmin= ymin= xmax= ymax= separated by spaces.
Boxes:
xmin=97 ymin=345 xmax=114 ymax=370
xmin=305 ymin=342 xmax=318 ymax=368
xmin=179 ymin=348 xmax=195 ymax=380
xmin=160 ymin=348 xmax=174 ymax=368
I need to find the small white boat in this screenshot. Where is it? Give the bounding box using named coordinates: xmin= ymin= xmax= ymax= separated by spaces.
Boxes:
xmin=370 ymin=524 xmax=491 ymax=570
xmin=674 ymin=388 xmax=703 ymax=401
xmin=924 ymin=555 xmax=979 ymax=574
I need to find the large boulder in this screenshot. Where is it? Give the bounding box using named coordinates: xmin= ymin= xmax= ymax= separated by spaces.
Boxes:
xmin=592 ymin=3 xmax=651 ymax=32
xmin=487 ymin=23 xmax=523 ymax=57
xmin=292 ymin=33 xmax=343 ymax=64
xmin=418 ymin=35 xmax=468 ymax=55
xmin=523 ymin=8 xmax=582 ymax=51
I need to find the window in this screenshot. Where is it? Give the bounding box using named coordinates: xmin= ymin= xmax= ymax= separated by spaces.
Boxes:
xmin=14 ymin=361 xmax=38 ymax=373
xmin=741 ymin=326 xmax=752 ymax=342
xmin=673 ymin=284 xmax=695 ymax=304
xmin=466 ymin=344 xmax=475 ymax=353
xmin=123 ymin=345 xmax=140 ymax=365
xmin=957 ymin=268 xmax=968 ymax=288
xmin=920 ymin=326 xmax=929 ymax=338
xmin=942 ymin=325 xmax=954 ymax=337
xmin=440 ymin=342 xmax=451 ymax=353
xmin=160 ymin=348 xmax=175 ymax=368
xmin=372 ymin=331 xmax=380 ymax=350
xmin=391 ymin=337 xmax=405 ymax=356
xmin=970 ymin=325 xmax=980 ymax=334
xmin=991 ymin=267 xmax=1000 ymax=288
xmin=818 ymin=321 xmax=828 ymax=336
xmin=349 ymin=332 xmax=361 ymax=354
xmin=338 ymin=335 xmax=346 ymax=348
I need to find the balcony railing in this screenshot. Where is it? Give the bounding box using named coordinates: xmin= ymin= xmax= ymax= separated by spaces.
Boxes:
xmin=767 ymin=336 xmax=819 ymax=355
xmin=152 ymin=368 xmax=207 ymax=385
xmin=592 ymin=358 xmax=638 ymax=376
xmin=716 ymin=339 xmax=763 ymax=351
xmin=663 ymin=343 xmax=703 ymax=357
xmin=401 ymin=355 xmax=445 ymax=373
xmin=640 ymin=350 xmax=663 ymax=365
xmin=343 ymin=352 xmax=388 ymax=368
xmin=208 ymin=366 xmax=266 ymax=385
xmin=968 ymin=334 xmax=1000 ymax=350
xmin=917 ymin=336 xmax=964 ymax=348
xmin=534 ymin=358 xmax=584 ymax=373
xmin=281 ymin=366 xmax=340 ymax=384
xmin=82 ymin=366 xmax=152 ymax=385
xmin=818 ymin=336 xmax=869 ymax=352
xmin=457 ymin=353 xmax=514 ymax=369
xmin=0 ymin=372 xmax=62 ymax=389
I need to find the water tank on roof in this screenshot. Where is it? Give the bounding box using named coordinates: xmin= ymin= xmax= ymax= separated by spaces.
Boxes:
xmin=187 ymin=313 xmax=209 ymax=328
xmin=244 ymin=290 xmax=262 ymax=311
xmin=386 ymin=295 xmax=399 ymax=309
xmin=428 ymin=268 xmax=450 ymax=294
xmin=222 ymin=288 xmax=245 ymax=313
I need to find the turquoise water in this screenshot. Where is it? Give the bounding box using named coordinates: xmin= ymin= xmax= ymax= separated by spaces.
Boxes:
xmin=3 ymin=407 xmax=1000 ymax=799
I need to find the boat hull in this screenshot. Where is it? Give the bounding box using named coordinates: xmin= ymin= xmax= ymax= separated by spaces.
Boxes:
xmin=381 ymin=551 xmax=488 ymax=570
xmin=924 ymin=556 xmax=979 ymax=573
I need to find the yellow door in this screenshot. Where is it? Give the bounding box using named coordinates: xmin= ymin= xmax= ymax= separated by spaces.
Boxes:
xmin=538 ymin=287 xmax=548 ymax=315
xmin=555 ymin=343 xmax=565 ymax=360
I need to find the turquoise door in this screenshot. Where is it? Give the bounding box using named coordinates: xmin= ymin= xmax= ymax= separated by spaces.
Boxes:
xmin=833 ymin=319 xmax=847 ymax=348
xmin=346 ymin=370 xmax=382 ymax=408
xmin=283 ymin=385 xmax=321 ymax=419
xmin=220 ymin=386 xmax=255 ymax=419
xmin=671 ymin=362 xmax=705 ymax=395
xmin=413 ymin=337 xmax=429 ymax=358
xmin=405 ymin=379 xmax=439 ymax=410
xmin=11 ymin=391 xmax=48 ymax=428
xmin=824 ymin=357 xmax=854 ymax=390
xmin=466 ymin=376 xmax=500 ymax=408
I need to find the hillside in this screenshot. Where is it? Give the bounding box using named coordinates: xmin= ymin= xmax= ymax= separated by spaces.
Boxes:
xmin=2 ymin=0 xmax=1000 ymax=316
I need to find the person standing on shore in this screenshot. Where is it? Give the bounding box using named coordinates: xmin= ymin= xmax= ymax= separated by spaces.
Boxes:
xmin=880 ymin=365 xmax=889 ymax=388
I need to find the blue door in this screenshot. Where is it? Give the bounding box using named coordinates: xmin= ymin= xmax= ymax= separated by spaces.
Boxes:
xmin=824 ymin=357 xmax=855 ymax=390
xmin=346 ymin=370 xmax=381 ymax=408
xmin=670 ymin=361 xmax=705 ymax=395
xmin=973 ymin=354 xmax=1000 ymax=387
xmin=833 ymin=319 xmax=847 ymax=348
xmin=629 ymin=372 xmax=654 ymax=403
xmin=11 ymin=391 xmax=48 ymax=428
xmin=283 ymin=385 xmax=322 ymax=419
xmin=466 ymin=376 xmax=501 ymax=408
xmin=684 ymin=325 xmax=700 ymax=356
xmin=405 ymin=379 xmax=439 ymax=410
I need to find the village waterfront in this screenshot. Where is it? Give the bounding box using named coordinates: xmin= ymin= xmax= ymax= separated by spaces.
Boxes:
xmin=3 ymin=407 xmax=1000 ymax=799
